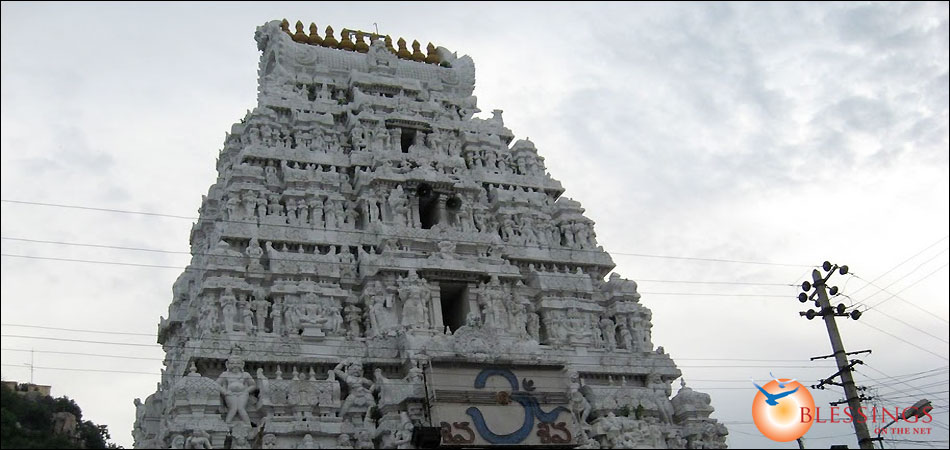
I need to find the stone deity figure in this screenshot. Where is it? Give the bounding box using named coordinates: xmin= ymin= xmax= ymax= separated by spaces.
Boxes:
xmin=509 ymin=301 xmax=527 ymax=337
xmin=226 ymin=195 xmax=241 ymax=221
xmin=407 ymin=131 xmax=429 ymax=153
xmin=398 ymin=270 xmax=429 ymax=329
xmin=251 ymin=293 xmax=269 ymax=333
xmin=168 ymin=434 xmax=186 ymax=449
xmin=339 ymin=246 xmax=356 ymax=278
xmin=241 ymin=191 xmax=257 ymax=220
xmin=220 ymin=289 xmax=238 ymax=333
xmin=561 ymin=223 xmax=575 ymax=248
xmin=325 ymin=199 xmax=339 ymax=228
xmin=366 ymin=281 xmax=395 ymax=336
xmin=336 ymin=434 xmax=355 ymax=449
xmin=574 ymin=222 xmax=590 ymax=248
xmin=618 ymin=322 xmax=634 ymax=351
xmin=185 ymin=430 xmax=213 ymax=449
xmin=326 ymin=299 xmax=345 ymax=334
xmin=297 ymin=434 xmax=318 ymax=449
xmin=198 ymin=300 xmax=218 ymax=335
xmin=267 ymin=194 xmax=281 ymax=216
xmin=231 ymin=432 xmax=251 ymax=449
xmin=285 ymin=198 xmax=298 ymax=225
xmin=264 ymin=160 xmax=279 ymax=185
xmin=589 ymin=315 xmax=604 ymax=348
xmin=565 ymin=309 xmax=591 ymax=343
xmin=344 ymin=301 xmax=362 ymax=338
xmin=309 ymin=197 xmax=325 ymax=228
xmin=262 ymin=434 xmax=279 ymax=449
xmin=245 ymin=238 xmax=264 ymax=272
xmin=545 ymin=311 xmax=567 ymax=345
xmin=333 ymin=360 xmax=376 ymax=417
xmin=388 ymin=185 xmax=410 ymax=227
xmin=568 ymin=371 xmax=591 ymax=426
xmin=647 ymin=372 xmax=674 ymax=424
xmin=241 ymin=299 xmax=255 ymax=334
xmin=599 ymin=316 xmax=617 ymax=351
xmin=271 ymin=296 xmax=284 ymax=336
xmin=297 ymin=199 xmax=310 ymax=225
xmin=344 ymin=200 xmax=360 ymax=229
xmin=393 ymin=413 xmax=414 ymax=449
xmin=255 ymin=194 xmax=268 ymax=220
xmin=216 ymin=356 xmax=256 ymax=425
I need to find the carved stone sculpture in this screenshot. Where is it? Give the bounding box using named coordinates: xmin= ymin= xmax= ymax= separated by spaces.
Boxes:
xmin=136 ymin=20 xmax=724 ymax=449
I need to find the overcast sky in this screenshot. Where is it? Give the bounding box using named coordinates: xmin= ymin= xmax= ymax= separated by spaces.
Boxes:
xmin=2 ymin=2 xmax=948 ymax=448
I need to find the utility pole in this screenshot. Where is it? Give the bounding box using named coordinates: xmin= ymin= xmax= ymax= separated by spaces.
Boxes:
xmin=799 ymin=261 xmax=874 ymax=449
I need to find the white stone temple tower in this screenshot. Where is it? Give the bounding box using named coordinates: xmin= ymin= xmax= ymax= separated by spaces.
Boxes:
xmin=132 ymin=19 xmax=728 ymax=449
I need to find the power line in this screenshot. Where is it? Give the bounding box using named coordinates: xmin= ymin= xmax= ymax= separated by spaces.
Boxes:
xmin=1 ymin=323 xmax=156 ymax=337
xmin=0 ymin=347 xmax=835 ymax=374
xmin=0 ymin=335 xmax=158 ymax=348
xmin=0 ymin=198 xmax=814 ymax=267
xmin=855 ymin=321 xmax=949 ymax=362
xmin=0 ymin=363 xmax=158 ymax=376
xmin=0 ymin=324 xmax=822 ymax=362
xmin=856 ymin=366 xmax=950 ymax=383
xmin=847 ymin=236 xmax=949 ymax=298
xmin=2 ymin=324 xmax=832 ymax=364
xmin=868 ymin=308 xmax=950 ymax=345
xmin=0 ymin=348 xmax=163 ymax=361
xmin=860 ymin=264 xmax=950 ymax=319
xmin=0 ymin=333 xmax=840 ymax=376
xmin=2 ymin=253 xmax=188 ymax=270
xmin=0 ymin=253 xmax=797 ymax=298
xmin=855 ymin=247 xmax=949 ymax=304
xmin=1 ymin=236 xmax=800 ymax=288
xmin=861 ymin=365 xmax=950 ymax=404
xmin=1 ymin=237 xmax=191 ymax=255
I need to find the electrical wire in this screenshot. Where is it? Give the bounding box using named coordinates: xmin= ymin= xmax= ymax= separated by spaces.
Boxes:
xmin=0 ymin=252 xmax=798 ymax=298
xmin=859 ymin=264 xmax=950 ymax=319
xmin=847 ymin=236 xmax=949 ymax=298
xmin=0 ymin=198 xmax=814 ymax=268
xmin=855 ymin=321 xmax=949 ymax=362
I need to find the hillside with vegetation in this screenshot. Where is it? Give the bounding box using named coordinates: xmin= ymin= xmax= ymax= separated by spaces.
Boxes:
xmin=0 ymin=382 xmax=119 ymax=449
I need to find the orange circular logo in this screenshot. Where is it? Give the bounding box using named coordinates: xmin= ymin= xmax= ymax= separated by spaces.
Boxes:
xmin=751 ymin=378 xmax=815 ymax=442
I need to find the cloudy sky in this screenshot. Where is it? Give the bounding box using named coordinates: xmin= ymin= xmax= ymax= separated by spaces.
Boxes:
xmin=2 ymin=2 xmax=948 ymax=448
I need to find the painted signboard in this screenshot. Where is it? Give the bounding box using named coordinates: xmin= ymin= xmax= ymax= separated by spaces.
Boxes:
xmin=428 ymin=364 xmax=576 ymax=446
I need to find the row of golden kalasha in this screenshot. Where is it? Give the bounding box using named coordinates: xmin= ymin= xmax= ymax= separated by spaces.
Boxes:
xmin=280 ymin=19 xmax=444 ymax=65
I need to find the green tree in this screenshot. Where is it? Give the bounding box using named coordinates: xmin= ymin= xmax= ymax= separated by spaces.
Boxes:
xmin=0 ymin=382 xmax=120 ymax=448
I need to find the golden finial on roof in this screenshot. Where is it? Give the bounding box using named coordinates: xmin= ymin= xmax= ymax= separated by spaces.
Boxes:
xmin=339 ymin=29 xmax=355 ymax=51
xmin=322 ymin=25 xmax=339 ymax=48
xmin=411 ymin=40 xmax=426 ymax=62
xmin=396 ymin=38 xmax=411 ymax=59
xmin=308 ymin=23 xmax=323 ymax=46
xmin=425 ymin=42 xmax=441 ymax=65
xmin=355 ymin=31 xmax=370 ymax=53
xmin=280 ymin=19 xmax=292 ymax=37
xmin=385 ymin=35 xmax=397 ymax=54
xmin=292 ymin=21 xmax=309 ymax=43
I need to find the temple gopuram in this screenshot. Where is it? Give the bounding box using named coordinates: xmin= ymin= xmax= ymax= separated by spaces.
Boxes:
xmin=132 ymin=19 xmax=728 ymax=449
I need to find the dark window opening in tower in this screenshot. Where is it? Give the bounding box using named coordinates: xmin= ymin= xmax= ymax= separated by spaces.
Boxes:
xmin=401 ymin=128 xmax=415 ymax=153
xmin=419 ymin=194 xmax=440 ymax=229
xmin=440 ymin=282 xmax=469 ymax=333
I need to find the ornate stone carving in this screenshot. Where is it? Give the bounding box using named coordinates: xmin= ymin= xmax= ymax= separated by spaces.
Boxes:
xmin=136 ymin=19 xmax=724 ymax=449
xmin=216 ymin=355 xmax=257 ymax=425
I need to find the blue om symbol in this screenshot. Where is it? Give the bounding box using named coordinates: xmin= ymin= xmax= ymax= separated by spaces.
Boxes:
xmin=465 ymin=368 xmax=569 ymax=445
